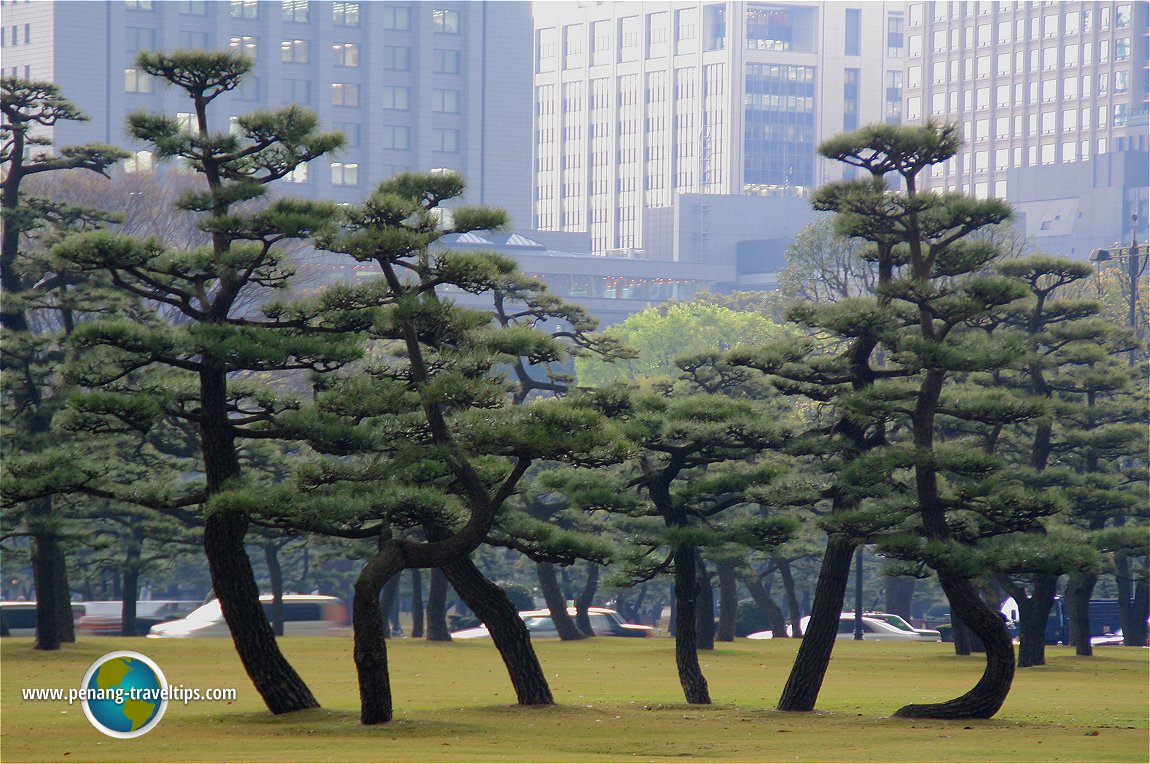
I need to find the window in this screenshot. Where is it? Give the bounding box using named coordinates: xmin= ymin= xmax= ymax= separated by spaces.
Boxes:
xmin=381 ymin=5 xmax=410 ymax=30
xmin=432 ymin=89 xmax=459 ymax=113
xmin=124 ymin=67 xmax=153 ymax=93
xmin=231 ymin=0 xmax=258 ymax=18
xmin=236 ymin=76 xmax=259 ymax=101
xmin=382 ymin=45 xmax=411 ymax=71
xmin=675 ymin=7 xmax=697 ymax=55
xmin=334 ymin=122 xmax=360 ymax=147
xmin=619 ymin=15 xmax=640 ymax=62
xmin=126 ymin=27 xmax=155 ymax=52
xmin=284 ymin=163 xmax=309 ymax=183
xmin=1116 ymin=4 xmax=1131 ymax=28
xmin=563 ymin=24 xmax=585 ymax=69
xmin=179 ymin=31 xmax=207 ymax=49
xmin=230 ymin=35 xmax=257 ymax=60
xmin=282 ymin=39 xmax=309 ymax=63
xmin=331 ymin=162 xmax=359 ymax=186
xmin=887 ymin=12 xmax=904 ymax=57
xmin=333 ymin=42 xmax=359 ymax=67
xmin=124 ymin=150 xmax=153 ymax=173
xmin=176 ymin=112 xmax=196 ymax=133
xmin=125 ymin=0 xmax=153 ymax=9
xmin=285 ymin=79 xmax=310 ymax=103
xmin=434 ymin=49 xmax=460 ymax=74
xmin=380 ymin=85 xmax=410 ymax=110
xmin=176 ymin=1 xmax=205 ymax=14
xmin=332 ymin=1 xmax=359 ymax=26
xmin=380 ymin=125 xmax=410 ymax=150
xmin=432 ymin=128 xmax=459 ymax=152
xmin=1115 ymin=71 xmax=1129 ymax=94
xmin=1115 ymin=38 xmax=1130 ymax=62
xmin=845 ymin=8 xmax=860 ymax=56
xmin=283 ymin=1 xmax=308 ymax=23
xmin=331 ymin=82 xmax=359 ymax=106
xmin=591 ymin=20 xmax=611 ymax=65
xmin=433 ymin=9 xmax=459 ymax=34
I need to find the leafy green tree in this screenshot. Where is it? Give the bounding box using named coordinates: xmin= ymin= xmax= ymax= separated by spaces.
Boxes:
xmin=773 ymin=217 xmax=874 ymax=306
xmin=48 ymin=51 xmax=352 ymax=714
xmin=575 ymin=301 xmax=783 ymax=387
xmin=1 ymin=77 xmax=128 ymax=650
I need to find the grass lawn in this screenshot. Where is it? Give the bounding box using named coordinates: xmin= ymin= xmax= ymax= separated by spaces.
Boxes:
xmin=1 ymin=635 xmax=1146 ymax=762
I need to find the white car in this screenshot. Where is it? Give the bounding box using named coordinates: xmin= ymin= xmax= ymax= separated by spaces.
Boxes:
xmin=451 ymin=607 xmax=654 ymax=639
xmin=147 ymin=595 xmax=348 ymax=638
xmin=798 ymin=612 xmax=941 ymax=641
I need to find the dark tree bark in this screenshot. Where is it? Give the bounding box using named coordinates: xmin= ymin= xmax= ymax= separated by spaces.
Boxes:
xmin=573 ymin=563 xmax=599 ymax=636
xmin=778 ymin=536 xmax=854 ymax=711
xmin=672 ymin=543 xmax=711 ymax=703
xmin=1013 ymin=574 xmax=1057 ymax=667
xmin=380 ymin=574 xmax=401 ymax=640
xmin=894 ymin=575 xmax=1014 ymax=719
xmin=885 ymin=576 xmax=916 ymax=619
xmin=425 ymin=568 xmax=452 ymax=641
xmin=1064 ymin=571 xmax=1097 ymax=656
xmin=536 ymin=561 xmax=586 ymax=640
xmin=443 ymin=556 xmax=554 ymax=705
xmin=120 ymin=535 xmax=142 ymax=637
xmin=715 ymin=561 xmax=738 ymax=642
xmin=206 ymin=510 xmax=318 ymax=715
xmin=774 ymin=556 xmax=804 ymax=636
xmin=1116 ymin=554 xmax=1150 ymax=647
xmin=31 ymin=517 xmax=74 ymax=650
xmin=353 ymin=554 xmax=400 ymax=724
xmin=410 ymin=568 xmax=424 ymax=639
xmin=695 ymin=553 xmax=715 ymax=651
xmin=952 ymin=618 xmax=974 ymax=655
xmin=744 ymin=572 xmax=788 ymax=636
xmin=265 ymin=544 xmax=285 ymax=637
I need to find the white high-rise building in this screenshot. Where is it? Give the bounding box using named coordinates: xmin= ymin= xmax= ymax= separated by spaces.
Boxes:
xmin=532 ymin=1 xmax=907 ymax=256
xmin=903 ymin=1 xmax=1148 ymax=256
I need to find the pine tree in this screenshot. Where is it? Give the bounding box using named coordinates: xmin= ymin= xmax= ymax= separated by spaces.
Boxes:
xmin=1 ymin=77 xmax=128 ymax=649
xmin=49 ymin=51 xmax=353 ymax=714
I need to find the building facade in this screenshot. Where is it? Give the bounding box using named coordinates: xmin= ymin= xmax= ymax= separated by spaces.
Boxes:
xmin=903 ymin=1 xmax=1149 ymax=256
xmin=531 ymin=1 xmax=907 ymax=256
xmin=0 ymin=0 xmax=534 ymax=226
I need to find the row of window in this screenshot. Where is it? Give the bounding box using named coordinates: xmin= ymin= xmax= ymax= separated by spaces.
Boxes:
xmin=911 ymin=38 xmax=1135 ymax=89
xmin=1 ymin=22 xmax=30 ymax=46
xmin=910 ymin=1 xmax=1133 ymax=32
xmin=127 ymin=0 xmax=462 ymax=34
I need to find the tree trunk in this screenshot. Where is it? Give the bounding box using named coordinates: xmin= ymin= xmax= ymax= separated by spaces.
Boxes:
xmin=425 ymin=568 xmax=451 ymax=641
xmin=715 ymin=561 xmax=737 ymax=642
xmin=1016 ymin=574 xmax=1057 ymax=667
xmin=442 ymin=556 xmax=554 ymax=705
xmin=31 ymin=521 xmax=73 ymax=650
xmin=774 ymin=556 xmax=804 ymax=636
xmin=410 ymin=568 xmax=424 ymax=639
xmin=1064 ymin=571 xmax=1097 ymax=656
xmin=1116 ymin=555 xmax=1150 ymax=647
xmin=573 ymin=563 xmax=599 ymax=636
xmin=893 ymin=574 xmax=1015 ymax=719
xmin=744 ymin=573 xmax=788 ymax=636
xmin=380 ymin=573 xmax=401 ymax=639
xmin=353 ymin=551 xmax=401 ymax=724
xmin=265 ymin=544 xmax=285 ymax=637
xmin=205 ymin=510 xmax=318 ymax=715
xmin=120 ymin=536 xmax=141 ymax=637
xmin=952 ymin=618 xmax=974 ymax=655
xmin=673 ymin=543 xmax=711 ymax=703
xmin=885 ymin=576 xmax=916 ymax=619
xmin=695 ymin=553 xmax=715 ymax=650
xmin=1124 ymin=574 xmax=1149 ymax=647
xmin=778 ymin=535 xmax=854 ymax=711
xmin=536 ymin=562 xmax=586 ymax=639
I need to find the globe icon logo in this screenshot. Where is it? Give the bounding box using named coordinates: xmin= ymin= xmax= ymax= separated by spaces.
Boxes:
xmin=80 ymin=651 xmax=168 ymax=738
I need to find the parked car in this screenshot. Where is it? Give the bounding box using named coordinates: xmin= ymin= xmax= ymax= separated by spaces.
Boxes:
xmin=794 ymin=612 xmax=942 ymax=642
xmin=77 ymin=600 xmax=201 ymax=636
xmin=450 ymin=607 xmax=654 ymax=639
xmin=147 ymin=595 xmax=348 ymax=638
xmin=1 ymin=601 xmax=87 ymax=637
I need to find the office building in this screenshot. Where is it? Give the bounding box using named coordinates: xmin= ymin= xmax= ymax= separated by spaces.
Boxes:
xmin=0 ymin=0 xmax=534 ymax=226
xmin=903 ymin=1 xmax=1149 ymax=256
xmin=531 ymin=1 xmax=907 ymax=259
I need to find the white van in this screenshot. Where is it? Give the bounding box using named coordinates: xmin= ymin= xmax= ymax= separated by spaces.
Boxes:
xmin=147 ymin=595 xmax=348 ymax=638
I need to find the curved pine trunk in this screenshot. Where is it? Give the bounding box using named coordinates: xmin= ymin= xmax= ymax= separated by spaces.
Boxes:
xmin=775 ymin=556 xmax=804 ymax=636
xmin=893 ymin=575 xmax=1014 ymax=719
xmin=265 ymin=545 xmax=285 ymax=637
xmin=536 ymin=561 xmax=587 ymax=640
xmin=444 ymin=557 xmax=554 ymax=704
xmin=743 ymin=573 xmax=788 ymax=636
xmin=573 ymin=563 xmax=599 ymax=637
xmin=695 ymin=553 xmax=715 ymax=651
xmin=777 ymin=536 xmax=854 ymax=711
xmin=207 ymin=511 xmax=319 ymax=715
xmin=1016 ymin=574 xmax=1056 ymax=667
xmin=353 ymin=553 xmax=399 ymax=724
xmin=425 ymin=568 xmax=452 ymax=641
xmin=673 ymin=543 xmax=711 ymax=704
